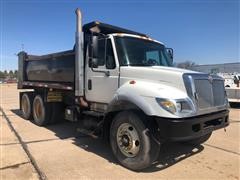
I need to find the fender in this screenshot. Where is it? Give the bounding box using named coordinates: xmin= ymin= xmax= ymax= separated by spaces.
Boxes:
xmin=107 ymin=93 xmax=154 ymax=115
xmin=106 ymin=80 xmax=188 ymax=118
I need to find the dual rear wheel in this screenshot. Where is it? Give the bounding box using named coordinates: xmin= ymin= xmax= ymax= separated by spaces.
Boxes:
xmin=32 ymin=95 xmax=52 ymax=126
xmin=21 ymin=93 xmax=33 ymax=120
xmin=21 ymin=93 xmax=63 ymax=126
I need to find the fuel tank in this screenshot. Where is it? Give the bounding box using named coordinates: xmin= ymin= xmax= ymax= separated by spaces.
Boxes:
xmin=26 ymin=53 xmax=75 ymax=83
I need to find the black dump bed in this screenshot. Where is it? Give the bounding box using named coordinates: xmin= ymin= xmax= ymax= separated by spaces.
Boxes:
xmin=18 ymin=50 xmax=75 ymax=90
xmin=25 ymin=50 xmax=75 ymax=83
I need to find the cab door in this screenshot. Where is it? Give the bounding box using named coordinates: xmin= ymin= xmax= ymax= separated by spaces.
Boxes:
xmin=85 ymin=37 xmax=119 ymax=104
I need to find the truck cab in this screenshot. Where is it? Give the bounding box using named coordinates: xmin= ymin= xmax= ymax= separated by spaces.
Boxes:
xmin=85 ymin=33 xmax=173 ymax=103
xmin=84 ymin=26 xmax=228 ymax=117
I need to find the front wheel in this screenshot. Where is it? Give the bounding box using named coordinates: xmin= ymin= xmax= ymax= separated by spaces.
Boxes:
xmin=110 ymin=111 xmax=160 ymax=171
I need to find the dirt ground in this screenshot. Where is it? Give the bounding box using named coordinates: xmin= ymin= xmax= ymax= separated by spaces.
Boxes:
xmin=0 ymin=84 xmax=239 ymax=180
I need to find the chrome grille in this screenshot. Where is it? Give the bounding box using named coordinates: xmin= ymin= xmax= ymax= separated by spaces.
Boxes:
xmin=212 ymin=79 xmax=225 ymax=106
xmin=195 ymin=79 xmax=213 ymax=109
xmin=184 ymin=74 xmax=226 ymax=111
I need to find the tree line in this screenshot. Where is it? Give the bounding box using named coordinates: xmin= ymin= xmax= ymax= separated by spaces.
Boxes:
xmin=0 ymin=70 xmax=18 ymax=79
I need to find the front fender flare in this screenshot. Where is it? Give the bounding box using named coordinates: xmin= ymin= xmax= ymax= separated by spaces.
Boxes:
xmin=107 ymin=93 xmax=156 ymax=116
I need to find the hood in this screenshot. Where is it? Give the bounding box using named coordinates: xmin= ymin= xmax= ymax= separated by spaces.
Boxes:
xmin=120 ymin=66 xmax=201 ymax=91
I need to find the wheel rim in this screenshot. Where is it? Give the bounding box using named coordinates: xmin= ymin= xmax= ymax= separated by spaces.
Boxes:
xmin=22 ymin=96 xmax=29 ymax=116
xmin=34 ymin=98 xmax=43 ymax=120
xmin=116 ymin=123 xmax=140 ymax=157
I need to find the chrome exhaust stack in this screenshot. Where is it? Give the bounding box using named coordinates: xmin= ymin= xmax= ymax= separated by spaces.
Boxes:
xmin=75 ymin=8 xmax=84 ymax=97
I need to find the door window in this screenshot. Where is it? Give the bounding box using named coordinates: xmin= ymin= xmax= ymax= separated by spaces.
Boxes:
xmin=97 ymin=39 xmax=106 ymax=66
xmin=95 ymin=38 xmax=116 ymax=69
xmin=106 ymin=39 xmax=116 ymax=69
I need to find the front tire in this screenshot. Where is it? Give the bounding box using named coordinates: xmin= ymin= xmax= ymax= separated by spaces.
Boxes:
xmin=32 ymin=95 xmax=52 ymax=126
xmin=110 ymin=111 xmax=160 ymax=171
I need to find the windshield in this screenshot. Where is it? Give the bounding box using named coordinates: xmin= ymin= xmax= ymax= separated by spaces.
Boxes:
xmin=115 ymin=36 xmax=173 ymax=67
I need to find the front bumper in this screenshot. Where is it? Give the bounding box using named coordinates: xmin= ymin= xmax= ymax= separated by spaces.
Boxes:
xmin=155 ymin=109 xmax=229 ymax=141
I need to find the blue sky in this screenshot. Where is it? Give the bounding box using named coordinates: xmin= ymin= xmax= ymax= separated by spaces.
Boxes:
xmin=0 ymin=0 xmax=239 ymax=71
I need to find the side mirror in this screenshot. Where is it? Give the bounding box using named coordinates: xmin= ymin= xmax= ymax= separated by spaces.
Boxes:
xmin=92 ymin=36 xmax=98 ymax=59
xmin=89 ymin=35 xmax=99 ymax=68
xmin=166 ymin=48 xmax=173 ymax=64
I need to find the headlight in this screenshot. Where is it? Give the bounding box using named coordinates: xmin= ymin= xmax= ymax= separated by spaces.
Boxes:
xmin=156 ymin=98 xmax=195 ymax=116
xmin=156 ymin=99 xmax=177 ymax=114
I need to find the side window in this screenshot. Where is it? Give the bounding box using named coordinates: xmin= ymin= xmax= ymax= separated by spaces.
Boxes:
xmin=106 ymin=39 xmax=116 ymax=69
xmin=97 ymin=39 xmax=106 ymax=66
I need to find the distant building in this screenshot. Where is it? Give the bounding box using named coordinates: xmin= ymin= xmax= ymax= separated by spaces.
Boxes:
xmin=191 ymin=62 xmax=240 ymax=74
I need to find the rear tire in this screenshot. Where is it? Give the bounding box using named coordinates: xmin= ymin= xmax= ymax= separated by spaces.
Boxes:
xmin=110 ymin=111 xmax=160 ymax=171
xmin=32 ymin=95 xmax=52 ymax=126
xmin=185 ymin=133 xmax=212 ymax=145
xmin=21 ymin=93 xmax=33 ymax=120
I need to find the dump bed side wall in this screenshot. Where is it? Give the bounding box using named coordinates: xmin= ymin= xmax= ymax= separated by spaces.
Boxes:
xmin=26 ymin=53 xmax=75 ymax=83
xmin=18 ymin=50 xmax=75 ymax=90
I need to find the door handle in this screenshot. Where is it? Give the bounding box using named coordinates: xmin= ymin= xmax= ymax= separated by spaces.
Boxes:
xmin=88 ymin=79 xmax=92 ymax=90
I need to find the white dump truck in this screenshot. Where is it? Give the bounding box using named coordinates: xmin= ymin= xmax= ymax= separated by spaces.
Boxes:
xmin=18 ymin=8 xmax=229 ymax=170
xmin=218 ymin=73 xmax=240 ymax=107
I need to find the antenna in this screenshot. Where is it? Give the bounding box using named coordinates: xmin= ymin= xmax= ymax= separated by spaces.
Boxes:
xmin=21 ymin=43 xmax=24 ymax=51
